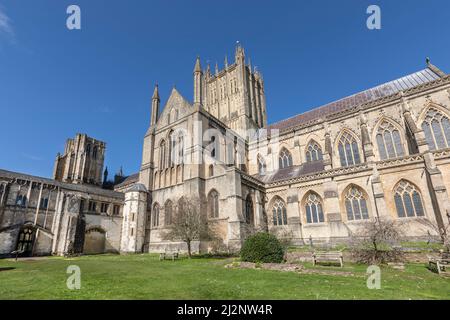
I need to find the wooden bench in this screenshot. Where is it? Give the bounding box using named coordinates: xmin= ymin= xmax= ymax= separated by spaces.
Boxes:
xmin=312 ymin=251 xmax=344 ymax=267
xmin=429 ymin=252 xmax=450 ymax=275
xmin=159 ymin=249 xmax=179 ymax=261
xmin=10 ymin=250 xmax=24 ymax=261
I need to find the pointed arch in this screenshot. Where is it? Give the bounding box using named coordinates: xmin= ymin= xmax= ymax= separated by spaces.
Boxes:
xmin=164 ymin=200 xmax=173 ymax=226
xmin=342 ymin=184 xmax=370 ymax=221
xmin=418 ymin=105 xmax=450 ymax=151
xmin=159 ymin=139 xmax=166 ymax=169
xmin=168 ymin=130 xmax=175 ymax=167
xmin=244 ymin=194 xmax=254 ymax=225
xmin=336 ymin=129 xmax=361 ymax=167
xmin=270 ymin=196 xmax=288 ymax=226
xmin=302 ymin=191 xmax=324 ymax=223
xmin=305 ymin=139 xmax=323 ymax=162
xmin=207 ymin=189 xmax=219 ymax=218
xmin=373 ymin=117 xmax=406 ymax=160
xmin=152 ymin=203 xmax=160 ymax=227
xmin=257 ymin=154 xmax=267 ymax=175
xmin=278 ymin=147 xmax=293 ymax=169
xmin=393 ymin=180 xmax=425 ymax=218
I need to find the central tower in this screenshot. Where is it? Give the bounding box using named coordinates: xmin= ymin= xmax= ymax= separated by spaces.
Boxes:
xmin=194 ymin=44 xmax=267 ymax=135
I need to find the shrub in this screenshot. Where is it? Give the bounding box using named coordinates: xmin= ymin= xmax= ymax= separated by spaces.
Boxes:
xmin=240 ymin=232 xmax=285 ymax=263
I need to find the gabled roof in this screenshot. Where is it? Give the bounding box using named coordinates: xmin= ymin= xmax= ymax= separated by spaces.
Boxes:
xmin=266 ymin=65 xmax=446 ymax=132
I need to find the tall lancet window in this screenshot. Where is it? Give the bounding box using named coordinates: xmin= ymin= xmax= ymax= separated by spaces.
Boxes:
xmin=159 ymin=140 xmax=166 ymax=169
xmin=304 ymin=192 xmax=324 ymax=223
xmin=257 ymin=155 xmax=266 ymax=175
xmin=394 ymin=180 xmax=425 ymax=218
xmin=306 ymin=141 xmax=323 ymax=162
xmin=169 ymin=132 xmax=176 ymax=167
xmin=152 ymin=203 xmax=160 ymax=227
xmin=278 ymin=148 xmax=293 ymax=169
xmin=338 ymin=131 xmax=361 ymax=167
xmin=376 ymin=120 xmax=405 ymax=160
xmin=421 ymin=108 xmax=450 ymax=151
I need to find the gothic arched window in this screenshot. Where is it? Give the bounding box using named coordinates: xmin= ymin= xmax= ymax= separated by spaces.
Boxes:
xmin=165 ymin=200 xmax=173 ymax=226
xmin=0 ymin=184 xmax=4 ymax=203
xmin=178 ymin=135 xmax=184 ymax=165
xmin=159 ymin=140 xmax=166 ymax=169
xmin=152 ymin=203 xmax=160 ymax=227
xmin=208 ymin=190 xmax=219 ymax=218
xmin=376 ymin=120 xmax=405 ymax=160
xmin=278 ymin=148 xmax=293 ymax=169
xmin=338 ymin=131 xmax=361 ymax=167
xmin=209 ymin=165 xmax=214 ymax=177
xmin=306 ymin=141 xmax=323 ymax=162
xmin=344 ymin=186 xmax=369 ymax=220
xmin=304 ymin=192 xmax=324 ymax=223
xmin=210 ymin=136 xmax=217 ymax=159
xmin=272 ymin=198 xmax=288 ymax=226
xmin=421 ymin=108 xmax=450 ymax=151
xmin=244 ymin=194 xmax=254 ymax=225
xmin=92 ymin=146 xmax=98 ymax=160
xmin=169 ymin=132 xmax=176 ymax=167
xmin=257 ymin=155 xmax=266 ymax=175
xmin=394 ymin=180 xmax=425 ymax=218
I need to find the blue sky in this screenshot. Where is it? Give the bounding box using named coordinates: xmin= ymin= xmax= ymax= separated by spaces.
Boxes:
xmin=0 ymin=0 xmax=449 ymax=179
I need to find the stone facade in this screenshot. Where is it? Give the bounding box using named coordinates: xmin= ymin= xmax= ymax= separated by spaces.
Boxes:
xmin=2 ymin=45 xmax=450 ymax=257
xmin=121 ymin=45 xmax=450 ymax=253
xmin=0 ymin=135 xmax=124 ymax=258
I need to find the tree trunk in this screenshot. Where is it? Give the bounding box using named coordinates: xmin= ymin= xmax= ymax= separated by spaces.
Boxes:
xmin=187 ymin=240 xmax=192 ymax=258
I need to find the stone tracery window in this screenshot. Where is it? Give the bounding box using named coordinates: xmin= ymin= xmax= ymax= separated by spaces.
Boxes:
xmin=165 ymin=200 xmax=173 ymax=226
xmin=394 ymin=180 xmax=425 ymax=218
xmin=208 ymin=190 xmax=219 ymax=218
xmin=304 ymin=192 xmax=324 ymax=223
xmin=152 ymin=203 xmax=160 ymax=227
xmin=272 ymin=198 xmax=288 ymax=226
xmin=278 ymin=148 xmax=293 ymax=169
xmin=421 ymin=108 xmax=450 ymax=151
xmin=376 ymin=120 xmax=405 ymax=160
xmin=244 ymin=194 xmax=254 ymax=225
xmin=306 ymin=141 xmax=323 ymax=162
xmin=344 ymin=186 xmax=369 ymax=221
xmin=338 ymin=131 xmax=361 ymax=167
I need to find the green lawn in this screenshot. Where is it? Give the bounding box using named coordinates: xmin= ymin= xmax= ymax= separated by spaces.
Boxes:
xmin=0 ymin=254 xmax=449 ymax=299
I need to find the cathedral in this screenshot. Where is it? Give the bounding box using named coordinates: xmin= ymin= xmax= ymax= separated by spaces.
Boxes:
xmin=1 ymin=44 xmax=450 ymax=257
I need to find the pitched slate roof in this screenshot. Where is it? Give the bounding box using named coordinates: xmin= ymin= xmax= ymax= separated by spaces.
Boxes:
xmin=114 ymin=173 xmax=139 ymax=189
xmin=267 ymin=66 xmax=445 ymax=132
xmin=0 ymin=169 xmax=124 ymax=199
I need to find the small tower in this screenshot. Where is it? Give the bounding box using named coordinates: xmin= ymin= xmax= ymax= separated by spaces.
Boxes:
xmin=193 ymin=56 xmax=203 ymax=108
xmin=150 ymin=84 xmax=160 ymax=126
xmin=120 ymin=184 xmax=148 ymax=253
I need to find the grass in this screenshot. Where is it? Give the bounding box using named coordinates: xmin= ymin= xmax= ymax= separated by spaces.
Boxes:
xmin=0 ymin=254 xmax=449 ymax=300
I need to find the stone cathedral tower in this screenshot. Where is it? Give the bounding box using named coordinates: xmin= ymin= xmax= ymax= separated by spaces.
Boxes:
xmin=196 ymin=44 xmax=267 ymax=133
xmin=53 ymin=133 xmax=106 ymax=186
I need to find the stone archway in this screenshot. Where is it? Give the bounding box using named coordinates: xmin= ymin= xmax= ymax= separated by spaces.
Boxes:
xmin=16 ymin=226 xmax=35 ymax=257
xmin=83 ymin=227 xmax=106 ymax=255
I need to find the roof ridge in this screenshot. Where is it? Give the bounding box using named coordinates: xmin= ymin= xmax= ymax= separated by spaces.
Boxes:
xmin=266 ymin=66 xmax=446 ymax=131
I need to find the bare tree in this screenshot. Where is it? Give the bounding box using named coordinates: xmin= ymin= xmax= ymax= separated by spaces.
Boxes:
xmin=161 ymin=197 xmax=217 ymax=258
xmin=415 ymin=217 xmax=450 ymax=252
xmin=350 ymin=218 xmax=404 ymax=264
